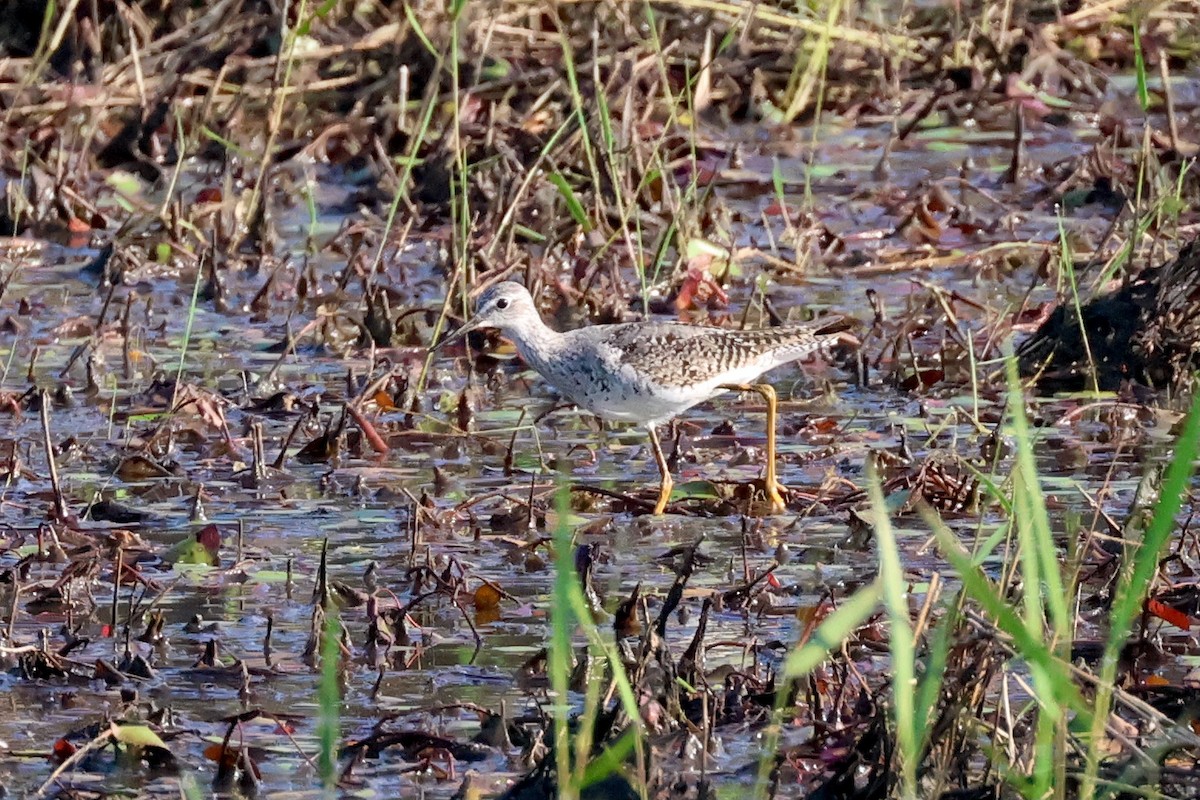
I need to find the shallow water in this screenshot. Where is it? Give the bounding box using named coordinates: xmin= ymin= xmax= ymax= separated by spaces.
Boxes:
xmin=1 ymin=67 xmax=1197 ymax=797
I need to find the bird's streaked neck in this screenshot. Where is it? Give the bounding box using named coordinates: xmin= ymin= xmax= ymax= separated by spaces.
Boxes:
xmin=502 ymin=313 xmax=562 ymax=371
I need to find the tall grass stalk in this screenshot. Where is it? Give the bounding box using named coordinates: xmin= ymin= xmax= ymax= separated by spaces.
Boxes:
xmin=1056 ymin=215 xmax=1100 ymax=394
xmin=0 ymin=338 xmax=17 ymax=387
xmin=554 ymin=27 xmax=604 ymax=226
xmin=406 ymin=15 xmax=472 ymax=394
xmin=966 ymin=333 xmax=981 ymax=425
xmin=157 ymin=112 xmax=190 ymax=219
xmin=917 ymin=350 xmax=1199 ymax=796
xmin=925 ymin=509 xmax=1089 ymax=797
xmin=3 ymin=0 xmax=81 ymax=128
xmin=630 ymin=0 xmax=730 ymax=304
xmin=1156 ymin=156 xmax=1194 ymax=244
xmin=317 ymin=611 xmax=342 ymax=792
xmin=867 ymin=459 xmax=919 ymax=798
xmin=1001 ymin=349 xmax=1071 ymax=630
xmin=589 ymin=22 xmax=645 ymax=311
xmin=917 ymin=354 xmax=1092 ymax=797
xmin=911 ymin=590 xmax=957 ymax=789
xmin=448 ymin=0 xmax=473 ymax=291
xmin=169 ymin=258 xmax=206 ymax=410
xmin=240 ymin=0 xmax=310 ymax=250
xmin=783 ymin=0 xmax=841 ymax=124
xmin=1132 ymin=17 xmax=1150 ymax=113
xmin=927 ymin=504 xmax=1085 ymax=702
xmin=1095 ymin=161 xmax=1192 ymax=288
xmin=548 ymin=483 xmax=647 ymax=799
xmin=636 ymin=1 xmax=682 ymax=301
xmin=1082 ymin=392 xmax=1200 ymax=797
xmin=1003 ymin=350 xmax=1073 ymax=799
xmin=752 ymin=581 xmax=883 ymax=799
xmin=371 ymin=8 xmax=445 ymax=282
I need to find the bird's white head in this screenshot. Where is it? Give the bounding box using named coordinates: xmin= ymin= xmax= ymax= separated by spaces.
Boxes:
xmin=437 ymin=282 xmax=541 ymax=347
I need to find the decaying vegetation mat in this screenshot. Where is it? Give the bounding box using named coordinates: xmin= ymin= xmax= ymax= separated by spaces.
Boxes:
xmin=1 ymin=0 xmax=1200 ymax=798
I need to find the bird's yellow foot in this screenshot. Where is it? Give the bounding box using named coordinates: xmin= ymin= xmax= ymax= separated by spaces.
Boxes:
xmin=764 ymin=480 xmax=788 ymax=513
xmin=653 ymin=475 xmax=674 ymax=515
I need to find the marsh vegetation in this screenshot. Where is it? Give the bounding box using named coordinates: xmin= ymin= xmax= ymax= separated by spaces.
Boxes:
xmin=0 ymin=1 xmax=1199 ymax=798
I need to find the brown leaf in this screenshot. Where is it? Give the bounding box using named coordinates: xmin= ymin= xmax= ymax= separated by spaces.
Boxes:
xmin=473 ymin=583 xmax=503 ymax=612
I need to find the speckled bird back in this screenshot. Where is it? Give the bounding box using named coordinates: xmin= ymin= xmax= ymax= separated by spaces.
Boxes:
xmin=601 ymin=322 xmax=830 ymax=388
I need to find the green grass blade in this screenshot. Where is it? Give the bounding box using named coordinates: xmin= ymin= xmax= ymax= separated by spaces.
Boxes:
xmin=580 ymin=728 xmax=638 ymax=789
xmin=545 ymin=478 xmax=647 ymax=798
xmin=1107 ymin=392 xmax=1200 ymax=657
xmin=1004 ymin=349 xmax=1071 ymax=641
xmin=550 ymin=483 xmax=578 ymax=800
xmin=752 ymin=581 xmax=882 ymax=799
xmin=317 ymin=610 xmax=341 ymax=791
xmin=1133 ymin=22 xmax=1150 ymax=112
xmin=169 ymin=257 xmax=206 ymax=410
xmin=548 ymin=172 xmax=593 ymax=231
xmin=1057 ymin=213 xmax=1099 ymax=392
xmin=867 ymin=460 xmax=918 ymax=798
xmin=782 ymin=582 xmax=881 ymax=679
xmin=912 ymin=595 xmax=956 ymax=756
xmin=403 ymin=3 xmax=439 ymax=57
xmin=1084 ymin=391 xmax=1200 ymax=797
xmin=923 ymin=505 xmax=1087 ymax=717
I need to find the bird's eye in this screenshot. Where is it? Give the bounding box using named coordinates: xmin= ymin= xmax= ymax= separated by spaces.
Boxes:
xmin=495 ymin=298 xmax=509 ymax=310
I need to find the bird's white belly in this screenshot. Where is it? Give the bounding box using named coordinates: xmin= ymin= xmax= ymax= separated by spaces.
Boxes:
xmin=570 ymin=373 xmax=762 ymax=426
xmin=584 ymin=389 xmax=709 ymax=424
xmin=537 ymin=348 xmax=776 ymax=427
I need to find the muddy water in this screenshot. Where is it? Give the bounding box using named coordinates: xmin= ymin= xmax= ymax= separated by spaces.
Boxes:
xmin=0 ymin=84 xmax=1195 ymax=797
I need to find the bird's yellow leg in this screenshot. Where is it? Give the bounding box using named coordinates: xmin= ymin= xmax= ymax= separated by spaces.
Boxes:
xmin=646 ymin=425 xmax=674 ymax=515
xmin=721 ymin=383 xmax=786 ymax=512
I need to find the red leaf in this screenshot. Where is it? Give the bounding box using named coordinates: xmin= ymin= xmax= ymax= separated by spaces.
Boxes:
xmin=196 ymin=524 xmax=221 ymax=558
xmin=203 ymin=742 xmax=238 ymax=767
xmin=1147 ymin=598 xmax=1192 ymax=630
xmin=899 ymin=369 xmax=944 ymax=391
xmin=675 ymin=279 xmax=697 ymax=311
xmin=52 ymin=738 xmax=76 ymax=761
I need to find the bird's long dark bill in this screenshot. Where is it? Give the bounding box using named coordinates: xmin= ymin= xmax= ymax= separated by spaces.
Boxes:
xmin=429 ymin=318 xmax=483 ymax=352
xmin=814 ymin=316 xmax=855 ymax=336
xmin=814 ymin=316 xmax=861 ymax=350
